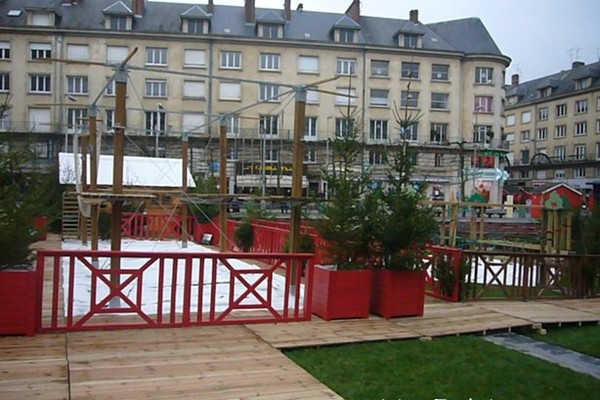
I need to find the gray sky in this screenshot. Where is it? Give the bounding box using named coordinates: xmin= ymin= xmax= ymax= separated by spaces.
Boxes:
xmin=151 ymin=0 xmax=600 ymax=83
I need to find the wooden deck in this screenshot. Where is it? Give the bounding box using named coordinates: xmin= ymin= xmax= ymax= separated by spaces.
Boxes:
xmin=2 ymin=236 xmax=599 ymax=399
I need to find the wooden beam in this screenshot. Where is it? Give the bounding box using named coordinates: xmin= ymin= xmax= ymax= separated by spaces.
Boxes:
xmin=219 ymin=122 xmax=228 ymax=252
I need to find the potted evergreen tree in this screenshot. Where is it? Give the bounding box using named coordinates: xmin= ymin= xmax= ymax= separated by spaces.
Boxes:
xmin=312 ymin=111 xmax=374 ymax=320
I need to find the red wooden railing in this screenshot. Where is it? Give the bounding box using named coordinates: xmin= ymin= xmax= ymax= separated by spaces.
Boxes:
xmin=423 ymin=246 xmax=464 ymax=302
xmin=37 ymin=249 xmax=314 ymax=332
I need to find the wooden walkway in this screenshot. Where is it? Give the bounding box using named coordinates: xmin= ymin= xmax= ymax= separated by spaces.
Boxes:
xmin=2 ymin=236 xmax=599 ymax=399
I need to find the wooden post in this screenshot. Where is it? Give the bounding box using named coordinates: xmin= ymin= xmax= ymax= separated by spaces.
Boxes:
xmin=88 ymin=108 xmax=99 ymax=258
xmin=181 ymin=133 xmax=189 ymax=248
xmin=289 ymin=87 xmax=306 ymax=286
xmin=219 ymin=122 xmax=228 ymax=252
xmin=80 ymin=134 xmax=88 ymax=245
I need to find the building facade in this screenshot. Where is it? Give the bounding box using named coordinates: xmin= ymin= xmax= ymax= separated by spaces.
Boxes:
xmin=0 ymin=0 xmax=510 ymax=200
xmin=505 ymin=61 xmax=600 ymax=193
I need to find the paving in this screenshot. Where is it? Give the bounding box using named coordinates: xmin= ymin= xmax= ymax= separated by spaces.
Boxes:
xmin=484 ymin=332 xmax=600 ymax=379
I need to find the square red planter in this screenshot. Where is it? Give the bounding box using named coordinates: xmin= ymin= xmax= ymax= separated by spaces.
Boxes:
xmin=311 ymin=266 xmax=372 ymax=321
xmin=0 ymin=270 xmax=41 ymax=336
xmin=370 ymin=269 xmax=425 ymax=319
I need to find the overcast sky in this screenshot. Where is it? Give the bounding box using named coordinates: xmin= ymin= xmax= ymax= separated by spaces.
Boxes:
xmin=151 ymin=0 xmax=600 ymax=83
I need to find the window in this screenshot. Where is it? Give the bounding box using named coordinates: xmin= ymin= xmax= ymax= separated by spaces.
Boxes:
xmin=402 ymin=34 xmax=420 ymax=48
xmin=259 ymin=84 xmax=280 ymax=102
xmin=574 ymin=168 xmax=586 ymax=178
xmin=0 ymin=111 xmax=9 ymax=131
xmin=265 ymin=149 xmax=279 ymax=162
xmin=0 ymin=42 xmax=10 ymax=60
xmin=31 ymin=11 xmax=51 ymax=26
xmin=402 ymin=123 xmax=418 ymax=141
xmin=67 ymin=76 xmax=88 ymax=95
xmin=306 ymin=90 xmax=319 ymax=104
xmin=335 ymin=118 xmax=354 ymax=138
xmin=260 ymin=23 xmax=280 ymax=39
xmin=597 ymin=119 xmax=600 ymax=133
xmin=259 ymin=115 xmax=279 ymax=136
xmin=431 ymin=64 xmax=449 ymax=81
xmin=259 ymin=53 xmax=280 ymax=71
xmin=304 ymin=117 xmax=317 ymax=139
xmin=227 ymin=147 xmax=239 ymax=161
xmin=219 ymin=82 xmax=241 ymax=100
xmin=183 ymin=80 xmax=205 ymax=98
xmin=575 ymin=121 xmax=587 ymax=135
xmin=538 ymin=108 xmax=548 ymax=120
xmin=31 ymin=142 xmax=52 ymax=159
xmin=66 ymin=44 xmax=89 ymax=60
xmin=520 ymin=149 xmax=530 ymax=164
xmin=335 ymin=87 xmax=356 ymax=106
xmin=401 ymin=91 xmax=419 ymax=108
xmin=370 ymin=60 xmax=389 ymax=77
xmin=186 ymin=19 xmax=204 ymax=34
xmin=369 ymin=120 xmax=388 ymax=141
xmin=597 ymin=143 xmax=600 ymax=160
xmin=401 ymin=62 xmax=419 ymax=79
xmin=597 ymin=97 xmax=600 ymax=111
xmin=575 ymin=144 xmax=586 ymax=160
xmin=575 ymin=99 xmax=588 ymax=114
xmin=537 ymin=127 xmax=548 ymax=141
xmin=475 ymin=96 xmax=493 ymax=113
xmin=30 ymin=43 xmax=51 ymax=59
xmin=105 ymin=109 xmax=115 ymax=131
xmin=520 ymin=131 xmax=530 ymax=142
xmin=304 ymin=148 xmax=317 ymax=163
xmin=521 ymin=111 xmax=531 ymax=124
xmin=370 ymin=89 xmax=388 ymax=107
xmin=28 ymin=108 xmax=52 ymax=132
xmin=184 ymin=49 xmax=206 ymax=68
xmin=430 ymin=123 xmax=448 ymax=143
xmin=182 ymin=113 xmax=205 ymax=134
xmin=555 ymin=125 xmax=567 ymax=138
xmin=110 ymin=16 xmax=127 ymax=31
xmin=106 ymin=46 xmax=128 ymax=64
xmin=29 ymin=74 xmax=51 ymax=93
xmin=145 ymin=111 xmax=166 ymax=135
xmin=556 ymin=103 xmax=567 ymax=117
xmin=146 ymin=48 xmax=167 ymax=66
xmin=475 ymin=67 xmax=493 ymax=84
xmin=105 ymin=77 xmax=116 ymax=96
xmin=0 ymin=73 xmax=9 ymax=92
xmin=506 ymin=114 xmax=516 ymax=126
xmin=338 ymin=29 xmax=355 ymax=43
xmin=369 ymin=151 xmax=385 ymax=165
xmin=520 ymin=171 xmax=530 ymax=179
xmin=66 ymin=108 xmax=87 ymax=133
xmin=220 ymin=114 xmax=240 ymax=136
xmin=220 ymin=51 xmax=241 ymax=69
xmin=538 ymin=87 xmax=552 ymax=98
xmin=575 ymin=78 xmax=591 ymax=90
xmin=554 ymin=146 xmax=565 ymax=161
xmin=145 ymin=79 xmax=167 ymax=97
xmin=555 ymin=170 xmax=565 ymax=179
xmin=431 ymin=93 xmax=449 ymax=110
xmin=298 ymin=56 xmax=319 ymax=74
xmin=336 ymin=58 xmax=356 ymax=75
xmin=473 ymin=125 xmax=492 ymax=143
xmin=434 ymin=153 xmax=444 ymax=167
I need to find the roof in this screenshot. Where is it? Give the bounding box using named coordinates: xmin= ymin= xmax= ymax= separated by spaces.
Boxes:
xmin=0 ymin=0 xmax=507 ymax=59
xmin=59 ymin=152 xmax=196 ymax=189
xmin=529 ymin=183 xmax=582 ymax=196
xmin=506 ymin=60 xmax=600 ymax=107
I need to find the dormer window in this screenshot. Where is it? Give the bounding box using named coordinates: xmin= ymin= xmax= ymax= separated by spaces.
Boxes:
xmin=338 ymin=29 xmax=355 ymax=44
xmin=110 ymin=16 xmax=128 ymax=30
xmin=181 ymin=6 xmax=211 ymax=34
xmin=30 ymin=10 xmax=52 ymax=26
xmin=402 ymin=33 xmax=421 ymax=48
xmin=331 ymin=16 xmax=360 ymax=44
xmin=259 ymin=23 xmax=282 ymax=39
xmin=575 ymin=77 xmax=591 ymax=90
xmin=103 ymin=2 xmax=133 ymax=31
xmin=538 ymin=87 xmax=552 ymax=98
xmin=507 ymin=96 xmax=518 ymax=106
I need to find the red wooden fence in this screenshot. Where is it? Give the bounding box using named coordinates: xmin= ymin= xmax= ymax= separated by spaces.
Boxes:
xmin=37 ymin=249 xmax=313 ymax=332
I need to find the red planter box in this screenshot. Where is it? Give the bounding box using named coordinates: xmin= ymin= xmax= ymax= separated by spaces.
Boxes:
xmin=0 ymin=270 xmax=41 ymax=336
xmin=371 ymin=269 xmax=425 ymax=319
xmin=311 ymin=267 xmax=372 ymax=321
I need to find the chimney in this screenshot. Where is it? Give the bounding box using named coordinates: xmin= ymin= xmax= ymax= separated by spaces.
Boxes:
xmin=284 ymin=0 xmax=291 ymax=20
xmin=132 ymin=0 xmax=145 ymax=17
xmin=572 ymin=61 xmax=585 ymax=69
xmin=297 ymin=3 xmax=303 ymax=11
xmin=208 ymin=0 xmax=214 ymax=14
xmin=345 ymin=0 xmax=360 ymax=23
xmin=409 ymin=9 xmax=419 ymax=23
xmin=245 ymin=0 xmax=255 ymax=23
xmin=511 ymin=74 xmax=519 ymax=86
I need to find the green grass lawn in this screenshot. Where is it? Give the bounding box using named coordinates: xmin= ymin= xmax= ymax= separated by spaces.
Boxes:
xmin=285 ymin=335 xmax=600 ymax=400
xmin=526 ymin=325 xmax=600 ymax=358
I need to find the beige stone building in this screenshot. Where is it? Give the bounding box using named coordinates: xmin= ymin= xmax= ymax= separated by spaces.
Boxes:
xmin=505 ymin=61 xmax=600 ymax=193
xmin=0 ymin=0 xmax=510 ymax=200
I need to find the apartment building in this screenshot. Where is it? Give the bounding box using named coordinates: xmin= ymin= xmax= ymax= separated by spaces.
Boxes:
xmin=505 ymin=60 xmax=600 ymax=192
xmin=0 ymin=0 xmax=510 ymax=200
